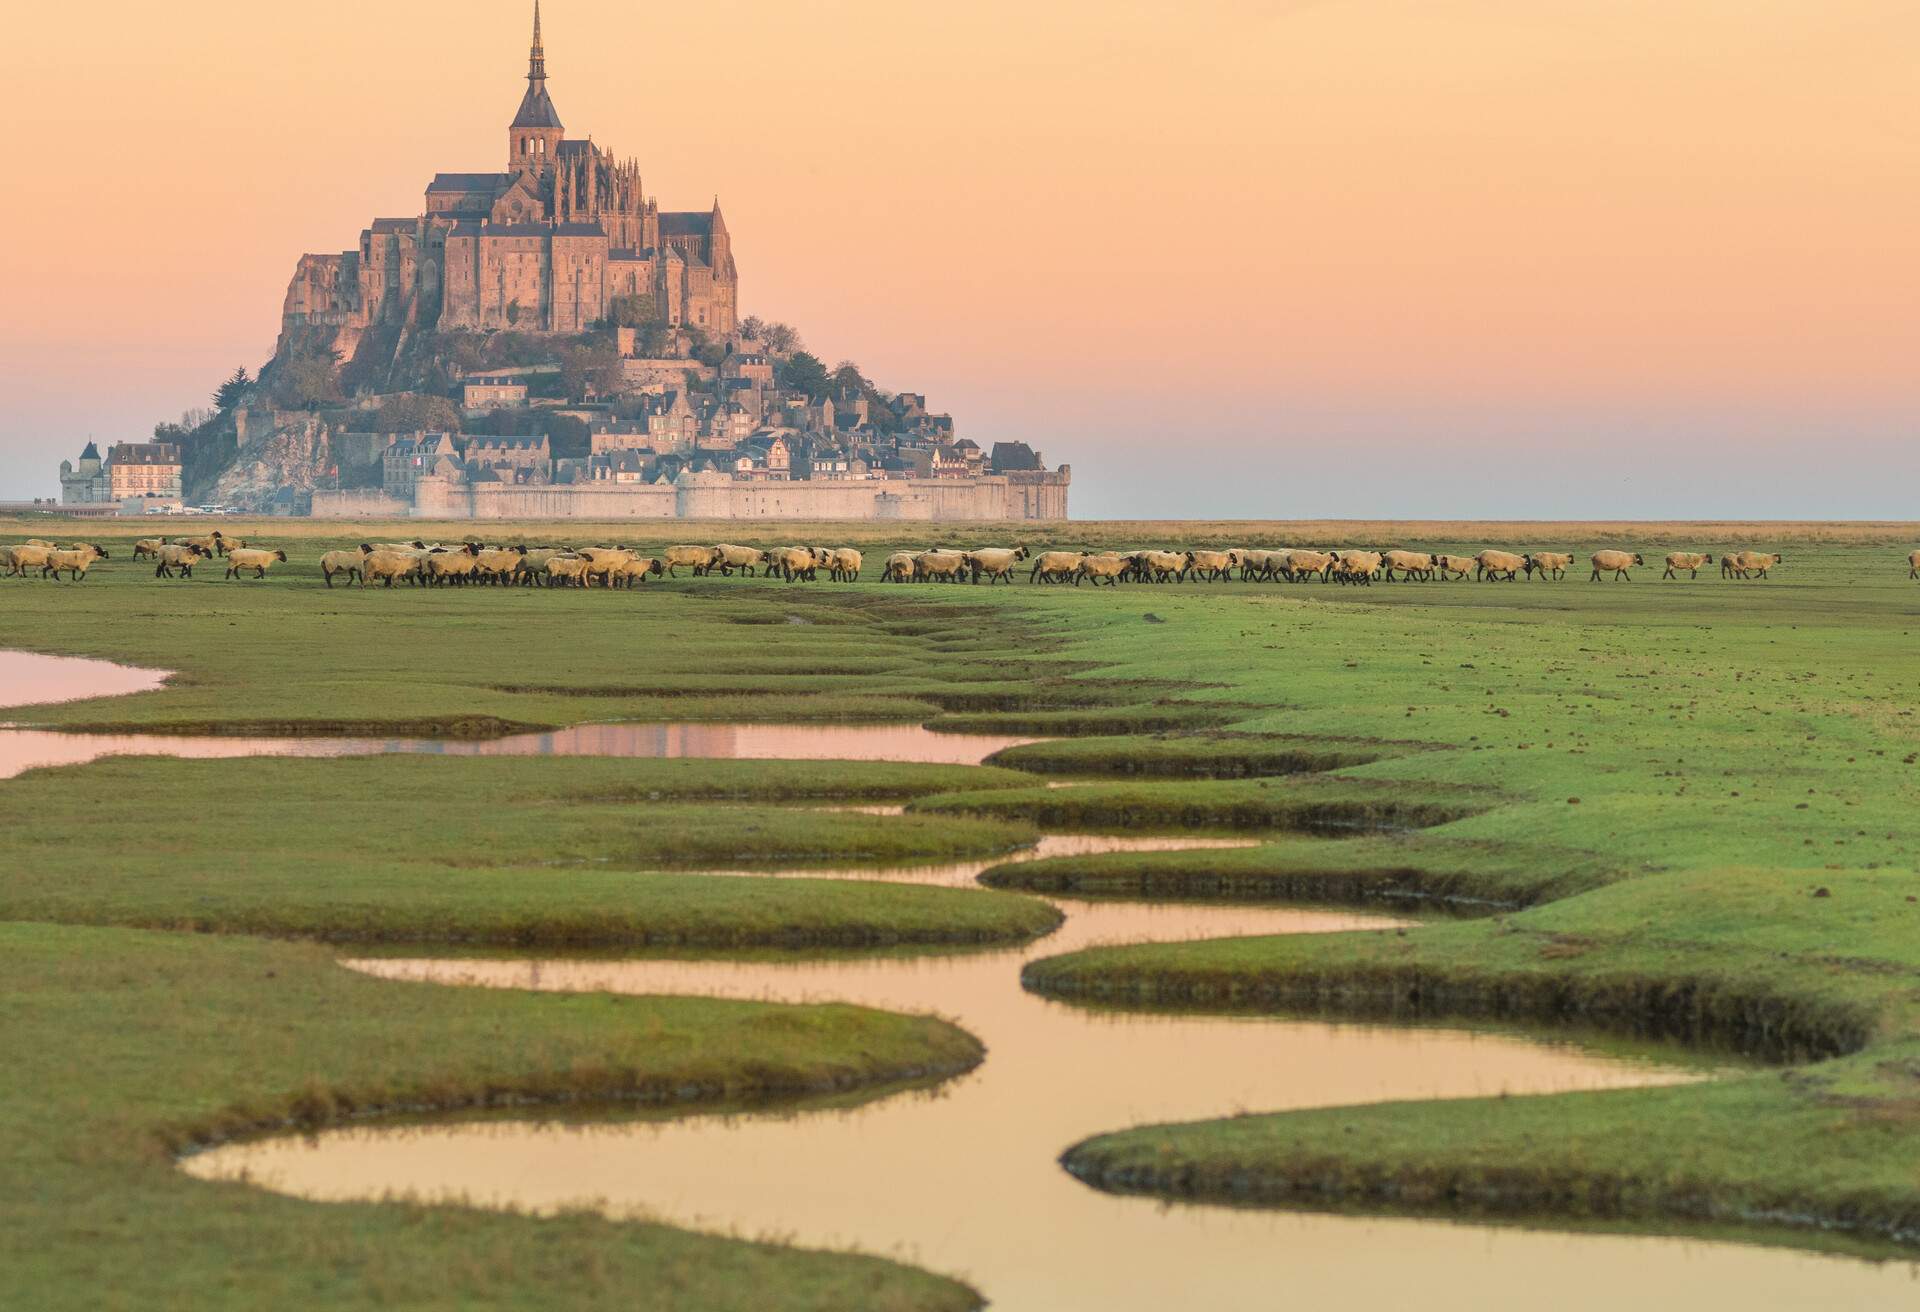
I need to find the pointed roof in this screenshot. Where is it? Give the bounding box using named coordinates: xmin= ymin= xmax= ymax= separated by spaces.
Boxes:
xmin=511 ymin=2 xmax=564 ymax=130
xmin=79 ymin=441 xmax=100 ymax=461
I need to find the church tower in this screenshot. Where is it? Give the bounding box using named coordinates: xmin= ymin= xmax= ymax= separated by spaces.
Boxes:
xmin=508 ymin=2 xmax=564 ymax=174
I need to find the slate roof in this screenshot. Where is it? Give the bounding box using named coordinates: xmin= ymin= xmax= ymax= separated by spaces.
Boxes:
xmin=428 ymin=172 xmax=511 ymax=193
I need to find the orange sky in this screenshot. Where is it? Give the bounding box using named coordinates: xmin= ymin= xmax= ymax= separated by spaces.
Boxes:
xmin=3 ymin=0 xmax=1916 ymax=515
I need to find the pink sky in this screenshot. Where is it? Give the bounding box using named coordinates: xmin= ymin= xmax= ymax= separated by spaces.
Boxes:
xmin=2 ymin=0 xmax=1915 ymax=516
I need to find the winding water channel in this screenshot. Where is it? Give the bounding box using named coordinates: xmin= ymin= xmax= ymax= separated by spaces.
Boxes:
xmin=5 ymin=653 xmax=1913 ymax=1307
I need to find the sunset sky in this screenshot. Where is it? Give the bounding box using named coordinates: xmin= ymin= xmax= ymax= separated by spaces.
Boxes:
xmin=2 ymin=0 xmax=1915 ymax=517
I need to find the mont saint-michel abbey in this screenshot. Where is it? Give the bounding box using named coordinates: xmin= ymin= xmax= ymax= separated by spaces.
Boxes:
xmin=282 ymin=4 xmax=737 ymax=353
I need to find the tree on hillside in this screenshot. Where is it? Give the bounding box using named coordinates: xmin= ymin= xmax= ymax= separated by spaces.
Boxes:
xmin=759 ymin=321 xmax=802 ymax=354
xmin=778 ymin=351 xmax=830 ymax=401
xmin=831 ymin=361 xmax=869 ymax=397
xmin=557 ymin=341 xmax=623 ymax=403
xmin=602 ymin=293 xmax=661 ymax=329
xmin=270 ymin=343 xmax=345 ymax=411
xmin=368 ymin=394 xmax=462 ymax=434
xmin=212 ymin=367 xmax=252 ymax=411
xmin=738 ymin=315 xmax=766 ymax=342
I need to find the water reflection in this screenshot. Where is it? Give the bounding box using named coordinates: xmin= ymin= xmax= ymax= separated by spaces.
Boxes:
xmin=0 ymin=650 xmax=167 ymax=709
xmin=0 ymin=720 xmax=1039 ymax=780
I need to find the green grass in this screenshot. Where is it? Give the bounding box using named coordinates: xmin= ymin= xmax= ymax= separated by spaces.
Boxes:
xmin=0 ymin=756 xmax=1059 ymax=947
xmin=0 ymin=922 xmax=984 ymax=1311
xmin=8 ymin=520 xmax=1920 ymax=1287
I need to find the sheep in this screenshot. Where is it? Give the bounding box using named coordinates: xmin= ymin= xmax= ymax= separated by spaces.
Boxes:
xmin=320 ymin=547 xmax=370 ymax=588
xmin=764 ymin=546 xmax=820 ymax=582
xmin=881 ymin=551 xmax=918 ymax=583
xmin=23 ymin=539 xmax=56 ymax=549
xmin=45 ymin=545 xmax=108 ymax=582
xmin=1909 ymin=550 xmax=1920 ymax=580
xmin=3 ymin=544 xmax=55 ymax=577
xmin=153 ymin=543 xmax=209 ymax=578
xmin=710 ymin=544 xmax=769 ymax=577
xmin=426 ymin=545 xmax=483 ymax=586
xmin=1073 ymin=553 xmax=1130 ymax=586
xmin=915 ymin=550 xmax=970 ymax=583
xmin=612 ymin=556 xmax=665 ymax=587
xmin=224 ymin=548 xmax=287 ymax=580
xmin=965 ymin=546 xmax=1028 ymax=584
xmin=1334 ymin=550 xmax=1382 ymax=585
xmin=1028 ymin=551 xmax=1084 ymax=584
xmin=1589 ymin=550 xmax=1644 ymax=582
xmin=214 ymin=535 xmax=248 ymax=556
xmin=169 ymin=532 xmax=224 ymax=556
xmin=1662 ymin=551 xmax=1713 ymax=580
xmin=544 ymin=553 xmax=593 ymax=587
xmin=663 ymin=544 xmax=721 ymax=577
xmin=133 ymin=538 xmax=165 ymax=561
xmin=1524 ymin=552 xmax=1573 ymax=581
xmin=1235 ymin=549 xmax=1288 ymax=581
xmin=1476 ymin=550 xmax=1527 ymax=582
xmin=827 ymin=548 xmax=863 ymax=582
xmin=361 ymin=549 xmax=427 ymax=588
xmin=1136 ymin=549 xmax=1189 ymax=583
xmin=1185 ymin=549 xmax=1235 ymax=582
xmin=1730 ymin=550 xmax=1783 ymax=579
xmin=473 ymin=546 xmax=529 ymax=584
xmin=1279 ymin=550 xmax=1334 ymax=582
xmin=1381 ymin=550 xmax=1434 ymax=582
xmin=1433 ymin=554 xmax=1476 ymax=581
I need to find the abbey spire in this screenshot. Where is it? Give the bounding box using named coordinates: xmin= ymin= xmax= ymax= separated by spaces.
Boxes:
xmin=508 ymin=1 xmax=564 ymax=172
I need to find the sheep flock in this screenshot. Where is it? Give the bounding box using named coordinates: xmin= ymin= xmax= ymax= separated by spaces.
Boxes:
xmin=4 ymin=535 xmax=1915 ymax=590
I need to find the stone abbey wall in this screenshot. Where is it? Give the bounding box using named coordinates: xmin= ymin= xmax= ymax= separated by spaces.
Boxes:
xmin=375 ymin=473 xmax=1069 ymax=521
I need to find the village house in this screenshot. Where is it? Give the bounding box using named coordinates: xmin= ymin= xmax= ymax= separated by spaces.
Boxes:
xmin=463 ymin=380 xmax=529 ymax=409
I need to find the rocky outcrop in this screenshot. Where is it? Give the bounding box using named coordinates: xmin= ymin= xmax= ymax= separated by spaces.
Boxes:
xmin=204 ymin=414 xmax=339 ymax=512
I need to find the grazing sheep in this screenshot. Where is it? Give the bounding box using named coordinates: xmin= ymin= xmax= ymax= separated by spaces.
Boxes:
xmin=1662 ymin=551 xmax=1713 ymax=580
xmin=881 ymin=552 xmax=918 ymax=583
xmin=1589 ymin=550 xmax=1644 ymax=582
xmin=663 ymin=544 xmax=721 ymax=577
xmin=612 ymin=557 xmax=664 ymax=587
xmin=214 ymin=535 xmax=248 ymax=556
xmin=1281 ymin=550 xmax=1335 ymax=582
xmin=1136 ymin=549 xmax=1189 ymax=583
xmin=1184 ymin=549 xmax=1235 ymax=582
xmin=153 ymin=543 xmax=209 ymax=579
xmin=224 ymin=548 xmax=287 ymax=580
xmin=1381 ymin=550 xmax=1435 ymax=582
xmin=45 ymin=545 xmax=108 ymax=582
xmin=1028 ymin=551 xmax=1084 ymax=584
xmin=543 ymin=554 xmax=593 ymax=588
xmin=133 ymin=538 xmax=165 ymax=561
xmin=915 ymin=550 xmax=970 ymax=583
xmin=1909 ymin=550 xmax=1920 ymax=579
xmin=169 ymin=532 xmax=224 ymax=556
xmin=3 ymin=544 xmax=56 ymax=577
xmin=1476 ymin=550 xmax=1528 ymax=582
xmin=763 ymin=546 xmax=819 ymax=582
xmin=1074 ymin=553 xmax=1130 ymax=587
xmin=1334 ymin=550 xmax=1383 ymax=585
xmin=964 ymin=547 xmax=1028 ymax=584
xmin=1236 ymin=549 xmax=1289 ymax=581
xmin=1433 ymin=554 xmax=1476 ymax=581
xmin=709 ymin=544 xmax=769 ymax=577
xmin=426 ymin=545 xmax=485 ymax=586
xmin=827 ymin=548 xmax=863 ymax=582
xmin=1722 ymin=550 xmax=1783 ymax=579
xmin=359 ymin=549 xmax=427 ymax=588
xmin=473 ymin=546 xmax=529 ymax=585
xmin=320 ymin=547 xmax=370 ymax=588
xmin=1525 ymin=552 xmax=1573 ymax=581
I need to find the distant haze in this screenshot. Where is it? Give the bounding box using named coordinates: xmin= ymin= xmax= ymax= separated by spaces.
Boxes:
xmin=2 ymin=0 xmax=1914 ymax=517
